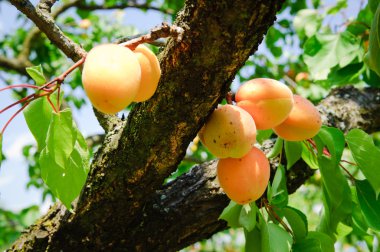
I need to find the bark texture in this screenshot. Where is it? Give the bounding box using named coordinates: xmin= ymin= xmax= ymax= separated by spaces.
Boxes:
xmin=10 ymin=0 xmax=285 ymax=251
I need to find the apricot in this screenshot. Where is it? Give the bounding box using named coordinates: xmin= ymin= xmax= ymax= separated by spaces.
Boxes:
xmin=236 ymin=78 xmax=294 ymax=130
xmin=198 ymin=104 xmax=256 ymax=158
xmin=217 ymin=147 xmax=270 ymax=205
xmin=133 ymin=44 xmax=161 ymax=102
xmin=82 ymin=44 xmax=141 ymax=114
xmin=273 ymin=95 xmax=322 ymax=141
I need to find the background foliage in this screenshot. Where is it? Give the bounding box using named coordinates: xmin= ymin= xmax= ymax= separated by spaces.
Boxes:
xmin=0 ymin=0 xmax=380 ymax=251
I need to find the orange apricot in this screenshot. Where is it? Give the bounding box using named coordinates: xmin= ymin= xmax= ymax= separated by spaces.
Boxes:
xmin=273 ymin=95 xmax=322 ymax=141
xmin=133 ymin=44 xmax=161 ymax=102
xmin=198 ymin=104 xmax=256 ymax=158
xmin=82 ymin=44 xmax=141 ymax=114
xmin=236 ymin=78 xmax=294 ymax=130
xmin=217 ymin=147 xmax=270 ymax=205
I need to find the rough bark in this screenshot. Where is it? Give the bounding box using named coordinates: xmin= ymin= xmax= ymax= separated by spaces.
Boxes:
xmin=9 ymin=0 xmax=285 ymax=251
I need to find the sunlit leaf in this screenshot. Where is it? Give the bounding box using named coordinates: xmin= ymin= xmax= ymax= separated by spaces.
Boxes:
xmin=293 ymin=9 xmax=322 ymax=39
xmin=26 ymin=65 xmax=46 ymax=86
xmin=346 ymin=129 xmax=380 ymax=196
xmin=257 ymin=129 xmax=273 ymax=145
xmin=219 ymin=201 xmax=242 ymax=228
xmin=239 ymin=203 xmax=257 ymax=232
xmin=301 ymin=141 xmax=319 ymax=169
xmin=304 ymin=32 xmax=362 ymax=80
xmin=39 ymin=109 xmax=89 ymax=209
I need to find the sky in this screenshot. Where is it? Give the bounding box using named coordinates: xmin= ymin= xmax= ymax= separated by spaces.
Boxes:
xmin=0 ymin=0 xmax=364 ymax=213
xmin=0 ymin=1 xmax=166 ymax=212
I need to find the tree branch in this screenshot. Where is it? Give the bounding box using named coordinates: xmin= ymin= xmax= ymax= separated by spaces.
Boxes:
xmin=76 ymin=1 xmax=175 ymax=15
xmin=9 ymin=0 xmax=86 ymax=62
xmin=0 ymin=55 xmax=32 ymax=76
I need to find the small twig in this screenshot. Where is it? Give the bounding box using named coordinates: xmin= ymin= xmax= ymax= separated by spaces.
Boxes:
xmin=226 ymin=92 xmax=234 ymax=105
xmin=339 ymin=163 xmax=356 ymax=183
xmin=119 ymin=23 xmax=184 ymax=50
xmin=0 ymin=84 xmax=45 ymax=92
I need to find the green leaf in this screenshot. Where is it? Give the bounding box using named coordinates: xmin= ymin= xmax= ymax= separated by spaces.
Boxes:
xmin=293 ymin=9 xmax=322 ymax=39
xmin=39 ymin=108 xmax=89 ymax=209
xmin=267 ymin=137 xmax=283 ymax=159
xmin=256 ymin=129 xmax=273 ymax=145
xmin=346 ymin=129 xmax=380 ymax=196
xmin=23 ymin=97 xmax=56 ymax=151
xmin=25 ymin=65 xmax=46 ymax=86
xmin=350 ymin=187 xmax=370 ymax=236
xmin=315 ymin=126 xmax=345 ymax=167
xmin=261 ymin=222 xmax=293 ymax=252
xmin=46 ymin=109 xmax=76 ymax=169
xmin=304 ymin=32 xmax=362 ymax=80
xmin=219 ymin=201 xmax=242 ymax=228
xmin=364 ymin=3 xmax=380 ymax=77
xmin=269 ymin=165 xmax=288 ymax=207
xmin=239 ymin=203 xmax=257 ymax=232
xmin=245 ymin=226 xmax=262 ymax=252
xmin=369 ymin=0 xmax=380 ymax=14
xmin=301 ymin=141 xmax=319 ymax=169
xmin=356 ymin=179 xmax=380 ymax=231
xmin=284 ymin=141 xmax=302 ymax=169
xmin=281 ymin=206 xmax=308 ymax=241
xmin=315 ymin=127 xmax=352 ymax=238
xmin=292 ymin=231 xmax=335 ymax=252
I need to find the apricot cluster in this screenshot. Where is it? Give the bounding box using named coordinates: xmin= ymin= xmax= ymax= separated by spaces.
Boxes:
xmin=82 ymin=44 xmax=161 ymax=114
xmin=199 ymin=78 xmax=321 ymax=204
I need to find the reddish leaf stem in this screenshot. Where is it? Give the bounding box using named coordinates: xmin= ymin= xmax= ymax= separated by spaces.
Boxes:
xmin=0 ymin=93 xmax=35 ymax=114
xmin=47 ymin=95 xmax=58 ymax=113
xmin=0 ymin=84 xmax=42 ymax=92
xmin=1 ymin=101 xmax=31 ymax=135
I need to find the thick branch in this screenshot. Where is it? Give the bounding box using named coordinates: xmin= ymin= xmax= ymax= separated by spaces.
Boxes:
xmin=76 ymin=1 xmax=175 ymax=15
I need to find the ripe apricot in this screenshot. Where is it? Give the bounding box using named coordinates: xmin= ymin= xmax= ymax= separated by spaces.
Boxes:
xmin=82 ymin=44 xmax=141 ymax=114
xmin=133 ymin=44 xmax=161 ymax=102
xmin=217 ymin=147 xmax=270 ymax=205
xmin=236 ymin=78 xmax=294 ymax=130
xmin=273 ymin=95 xmax=322 ymax=141
xmin=198 ymin=104 xmax=256 ymax=158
